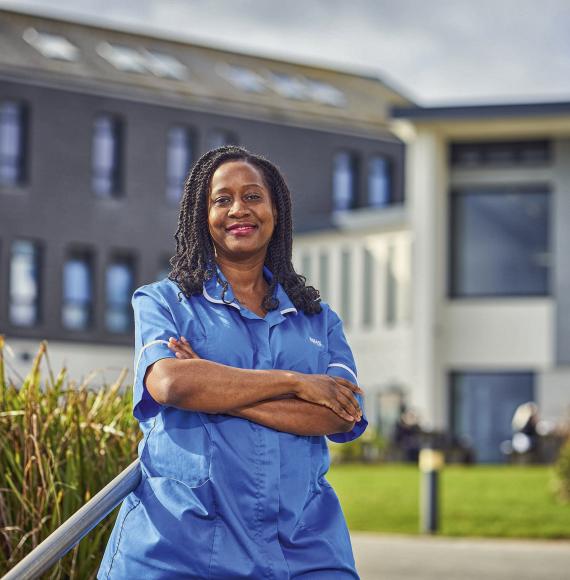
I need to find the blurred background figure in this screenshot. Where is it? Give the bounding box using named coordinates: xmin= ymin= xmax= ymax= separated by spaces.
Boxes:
xmin=392 ymin=407 xmax=422 ymax=463
xmin=511 ymin=401 xmax=539 ymax=458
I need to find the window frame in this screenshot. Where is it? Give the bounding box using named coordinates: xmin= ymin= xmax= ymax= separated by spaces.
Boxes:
xmin=0 ymin=99 xmax=29 ymax=188
xmin=91 ymin=113 xmax=124 ymax=198
xmin=448 ymin=183 xmax=552 ymax=299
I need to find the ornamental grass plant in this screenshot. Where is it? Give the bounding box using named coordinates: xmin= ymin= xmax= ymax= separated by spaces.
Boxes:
xmin=0 ymin=336 xmax=139 ymax=579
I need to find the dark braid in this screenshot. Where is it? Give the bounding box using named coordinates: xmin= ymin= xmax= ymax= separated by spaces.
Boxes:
xmin=168 ymin=145 xmax=322 ymax=314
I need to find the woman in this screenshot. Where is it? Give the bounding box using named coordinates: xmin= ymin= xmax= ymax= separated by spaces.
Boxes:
xmin=98 ymin=146 xmax=368 ymax=579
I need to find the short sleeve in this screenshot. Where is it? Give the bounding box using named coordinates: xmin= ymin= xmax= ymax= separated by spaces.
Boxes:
xmin=131 ymin=285 xmax=179 ymax=421
xmin=324 ymin=306 xmax=368 ymax=443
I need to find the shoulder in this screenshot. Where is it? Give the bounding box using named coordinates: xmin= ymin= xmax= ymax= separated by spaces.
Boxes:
xmin=132 ymin=278 xmax=184 ymax=308
xmin=317 ymin=300 xmax=342 ymax=328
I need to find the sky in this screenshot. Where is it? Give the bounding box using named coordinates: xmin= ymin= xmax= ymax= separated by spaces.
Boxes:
xmin=1 ymin=0 xmax=569 ymax=105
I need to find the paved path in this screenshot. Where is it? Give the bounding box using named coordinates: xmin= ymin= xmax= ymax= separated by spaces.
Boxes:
xmin=351 ymin=532 xmax=570 ymax=580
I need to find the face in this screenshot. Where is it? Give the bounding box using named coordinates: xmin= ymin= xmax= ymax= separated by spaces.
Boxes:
xmin=207 ymin=160 xmax=277 ymax=261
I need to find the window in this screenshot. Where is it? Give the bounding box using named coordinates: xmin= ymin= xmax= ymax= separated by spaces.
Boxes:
xmin=368 ymin=156 xmax=392 ymax=207
xmin=92 ymin=115 xmax=122 ymax=197
xmin=9 ymin=240 xmax=41 ymax=326
xmin=208 ymin=130 xmax=238 ymax=149
xmin=450 ymin=372 xmax=534 ymax=463
xmin=450 ymin=186 xmax=550 ymax=297
xmin=340 ymin=248 xmax=352 ymax=328
xmin=0 ymin=101 xmax=27 ymax=186
xmin=105 ymin=256 xmax=135 ymax=333
xmin=143 ymin=50 xmax=188 ymax=80
xmin=166 ymin=126 xmax=193 ymax=203
xmin=450 ymin=140 xmax=551 ymax=168
xmin=97 ymin=43 xmax=188 ymax=80
xmin=362 ymin=247 xmax=375 ymax=328
xmin=267 ymin=72 xmax=307 ymax=100
xmin=96 ymin=42 xmax=148 ymax=73
xmin=332 ymin=151 xmax=357 ymax=211
xmin=305 ymin=79 xmax=346 ymax=107
xmin=62 ymin=249 xmax=94 ymax=331
xmin=218 ymin=63 xmax=266 ymax=93
xmin=23 ymin=28 xmax=79 ymax=61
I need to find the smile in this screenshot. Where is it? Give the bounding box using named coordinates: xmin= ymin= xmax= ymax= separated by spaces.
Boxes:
xmin=226 ymin=225 xmax=258 ymax=235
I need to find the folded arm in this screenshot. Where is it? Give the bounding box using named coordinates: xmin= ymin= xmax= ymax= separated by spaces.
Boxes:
xmin=226 ymin=396 xmax=355 ymax=436
xmin=146 ymin=337 xmax=363 ymax=423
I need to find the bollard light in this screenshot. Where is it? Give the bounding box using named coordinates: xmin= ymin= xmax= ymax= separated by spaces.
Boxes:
xmin=419 ymin=448 xmax=444 ymax=534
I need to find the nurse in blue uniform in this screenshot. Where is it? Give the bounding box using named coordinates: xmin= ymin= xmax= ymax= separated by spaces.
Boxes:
xmin=98 ymin=146 xmax=368 ymax=579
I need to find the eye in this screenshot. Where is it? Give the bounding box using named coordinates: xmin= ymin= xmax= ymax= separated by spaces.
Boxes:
xmin=214 ymin=197 xmax=231 ymax=205
xmin=245 ymin=192 xmax=262 ymax=200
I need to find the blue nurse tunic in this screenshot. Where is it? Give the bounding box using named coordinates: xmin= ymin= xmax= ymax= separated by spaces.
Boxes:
xmin=98 ymin=264 xmax=368 ymax=579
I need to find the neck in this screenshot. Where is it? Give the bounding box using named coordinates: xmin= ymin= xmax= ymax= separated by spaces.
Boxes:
xmin=215 ymin=254 xmax=268 ymax=294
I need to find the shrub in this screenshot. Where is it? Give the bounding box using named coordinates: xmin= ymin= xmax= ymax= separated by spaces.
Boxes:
xmin=329 ymin=424 xmax=386 ymax=464
xmin=0 ymin=337 xmax=138 ymax=579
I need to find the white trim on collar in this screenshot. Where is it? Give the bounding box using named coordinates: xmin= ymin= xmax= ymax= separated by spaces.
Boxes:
xmin=202 ymin=285 xmax=241 ymax=311
xmin=280 ymin=307 xmax=298 ymax=315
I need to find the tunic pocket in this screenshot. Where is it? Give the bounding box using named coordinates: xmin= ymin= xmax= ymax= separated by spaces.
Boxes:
xmin=143 ymin=409 xmax=212 ymax=488
xmin=102 ymin=477 xmax=218 ymax=579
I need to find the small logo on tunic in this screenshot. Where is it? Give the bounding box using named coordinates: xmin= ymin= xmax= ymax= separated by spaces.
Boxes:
xmin=309 ymin=337 xmax=323 ymax=347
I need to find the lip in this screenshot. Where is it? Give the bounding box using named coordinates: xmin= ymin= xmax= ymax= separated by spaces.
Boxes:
xmin=225 ymin=223 xmax=258 ymax=233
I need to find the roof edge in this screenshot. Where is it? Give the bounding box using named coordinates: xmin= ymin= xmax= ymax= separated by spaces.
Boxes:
xmin=392 ymin=100 xmax=570 ymax=121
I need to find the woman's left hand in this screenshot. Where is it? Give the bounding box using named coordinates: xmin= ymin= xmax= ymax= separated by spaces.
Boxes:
xmin=167 ymin=336 xmax=201 ymax=359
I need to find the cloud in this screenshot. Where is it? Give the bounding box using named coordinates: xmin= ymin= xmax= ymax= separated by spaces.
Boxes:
xmin=2 ymin=0 xmax=570 ymax=104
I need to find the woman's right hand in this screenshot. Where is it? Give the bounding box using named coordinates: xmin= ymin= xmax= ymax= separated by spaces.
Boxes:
xmin=294 ymin=373 xmax=364 ymax=423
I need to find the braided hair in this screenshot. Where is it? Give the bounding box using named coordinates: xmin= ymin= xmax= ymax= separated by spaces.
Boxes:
xmin=168 ymin=145 xmax=322 ymax=314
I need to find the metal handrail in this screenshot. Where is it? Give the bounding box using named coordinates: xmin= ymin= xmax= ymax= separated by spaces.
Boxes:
xmin=2 ymin=459 xmax=142 ymax=580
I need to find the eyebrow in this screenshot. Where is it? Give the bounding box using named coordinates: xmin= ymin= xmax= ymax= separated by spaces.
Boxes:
xmin=211 ymin=183 xmax=265 ymax=195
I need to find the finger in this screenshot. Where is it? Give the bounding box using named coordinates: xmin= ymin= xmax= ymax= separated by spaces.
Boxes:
xmin=332 ymin=376 xmax=364 ymax=395
xmin=179 ymin=336 xmax=202 ymax=359
xmin=180 ymin=336 xmax=198 ymax=353
xmin=326 ymin=401 xmax=356 ymax=423
xmin=336 ymin=387 xmax=362 ymax=420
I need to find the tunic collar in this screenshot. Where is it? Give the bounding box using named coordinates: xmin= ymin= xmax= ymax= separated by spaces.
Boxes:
xmin=202 ymin=261 xmax=298 ymax=318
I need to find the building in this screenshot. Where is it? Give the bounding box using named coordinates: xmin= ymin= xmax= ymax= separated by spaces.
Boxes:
xmin=0 ymin=8 xmax=408 ymax=415
xmin=2 ymin=8 xmax=569 ymax=463
xmin=388 ymin=103 xmax=570 ymax=461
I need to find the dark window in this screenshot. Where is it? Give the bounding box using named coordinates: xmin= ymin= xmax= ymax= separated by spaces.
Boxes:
xmin=450 ymin=372 xmax=534 ymax=463
xmin=450 ymin=140 xmax=550 ymax=168
xmin=368 ymin=156 xmax=392 ymax=207
xmin=166 ymin=126 xmax=193 ymax=204
xmin=0 ymin=101 xmax=27 ymax=186
xmin=62 ymin=249 xmax=94 ymax=331
xmin=208 ymin=130 xmax=238 ymax=149
xmin=450 ymin=186 xmax=550 ymax=297
xmin=105 ymin=255 xmax=135 ymax=333
xmin=9 ymin=239 xmax=41 ymax=326
xmin=332 ymin=151 xmax=357 ymax=211
xmin=92 ymin=114 xmax=122 ymax=197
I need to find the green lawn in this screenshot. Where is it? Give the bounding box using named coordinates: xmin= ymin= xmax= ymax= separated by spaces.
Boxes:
xmin=327 ymin=463 xmax=570 ymax=539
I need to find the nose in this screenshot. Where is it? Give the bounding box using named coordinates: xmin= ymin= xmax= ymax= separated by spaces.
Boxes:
xmin=228 ymin=198 xmax=250 ymax=217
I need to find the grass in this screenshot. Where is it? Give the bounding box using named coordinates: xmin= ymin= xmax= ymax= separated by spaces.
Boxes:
xmin=328 ymin=463 xmax=570 ymax=539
